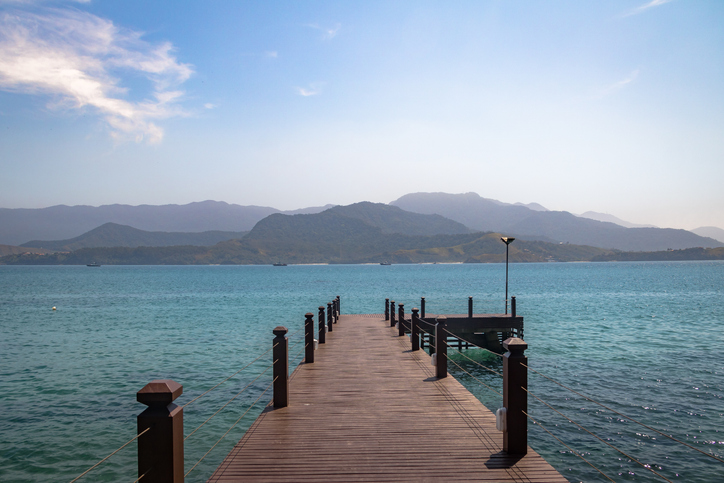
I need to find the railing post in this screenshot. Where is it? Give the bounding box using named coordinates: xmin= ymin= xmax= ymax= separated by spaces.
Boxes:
xmin=385 ymin=298 xmax=389 ymax=321
xmin=468 ymin=296 xmax=473 ymax=318
xmin=318 ymin=306 xmax=326 ymax=344
xmin=389 ymin=300 xmax=396 ymax=327
xmin=327 ymin=302 xmax=333 ymax=332
xmin=421 ymin=297 xmax=425 ymax=318
xmin=273 ymin=326 xmax=289 ymax=408
xmin=336 ymin=295 xmax=341 ymax=316
xmin=137 ymin=380 xmax=183 ymax=483
xmin=511 ymin=296 xmax=516 ymax=318
xmin=304 ymin=313 xmax=314 ymax=364
xmin=398 ymin=303 xmax=405 ymax=336
xmin=411 ymin=308 xmax=420 ymax=351
xmin=435 ymin=316 xmax=447 ymax=379
xmin=503 ymin=337 xmax=528 ymax=455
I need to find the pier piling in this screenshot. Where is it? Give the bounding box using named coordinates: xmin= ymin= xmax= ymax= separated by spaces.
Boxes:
xmin=503 ymin=337 xmax=528 ymax=455
xmin=318 ymin=306 xmax=326 ymax=344
xmin=137 ymin=379 xmax=184 ymax=483
xmin=398 ymin=303 xmax=405 ymax=336
xmin=304 ymin=313 xmax=315 ymax=364
xmin=435 ymin=316 xmax=447 ymax=379
xmin=411 ymin=308 xmax=420 ymax=351
xmin=273 ymin=326 xmax=289 ymax=408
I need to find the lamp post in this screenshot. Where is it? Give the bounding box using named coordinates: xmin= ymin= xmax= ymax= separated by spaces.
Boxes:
xmin=501 ymin=237 xmax=515 ymax=314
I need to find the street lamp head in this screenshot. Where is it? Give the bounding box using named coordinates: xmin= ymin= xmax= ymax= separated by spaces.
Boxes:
xmin=501 ymin=236 xmax=515 ymax=245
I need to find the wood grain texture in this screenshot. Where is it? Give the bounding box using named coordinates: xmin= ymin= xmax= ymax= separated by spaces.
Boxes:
xmin=208 ymin=314 xmax=567 ymax=482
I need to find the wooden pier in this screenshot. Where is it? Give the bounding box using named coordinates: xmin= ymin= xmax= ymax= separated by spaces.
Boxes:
xmin=207 ymin=313 xmax=566 ymax=482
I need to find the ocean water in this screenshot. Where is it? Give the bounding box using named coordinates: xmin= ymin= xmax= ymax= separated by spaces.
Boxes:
xmin=0 ymin=262 xmax=722 ymax=482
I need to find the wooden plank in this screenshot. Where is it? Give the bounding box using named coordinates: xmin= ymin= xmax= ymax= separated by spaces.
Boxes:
xmin=208 ymin=314 xmax=567 ymax=483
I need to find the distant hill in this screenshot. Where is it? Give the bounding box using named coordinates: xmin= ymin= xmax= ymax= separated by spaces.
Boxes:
xmin=577 ymin=211 xmax=656 ymax=228
xmin=21 ymin=223 xmax=248 ymax=251
xmin=692 ymin=226 xmax=724 ymax=243
xmin=0 ymin=201 xmax=332 ymax=246
xmin=4 ymin=201 xmax=724 ymax=266
xmin=0 ymin=244 xmax=53 ymax=257
xmin=326 ymin=202 xmax=470 ymax=236
xmin=0 ymin=202 xmax=614 ymax=265
xmin=390 ymin=192 xmax=722 ymax=251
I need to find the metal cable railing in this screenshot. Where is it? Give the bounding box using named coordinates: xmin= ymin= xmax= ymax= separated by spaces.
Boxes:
xmin=522 ymin=362 xmax=724 ymax=465
xmin=184 ymin=378 xmax=275 ymax=478
xmin=523 ymin=410 xmax=616 ymax=483
xmin=524 ymin=386 xmax=674 ymax=483
xmin=68 ymin=427 xmax=151 ymax=483
xmin=182 ymin=345 xmax=275 ymax=410
xmin=425 ymin=324 xmax=676 ymax=482
xmin=184 ymin=364 xmax=273 ymax=442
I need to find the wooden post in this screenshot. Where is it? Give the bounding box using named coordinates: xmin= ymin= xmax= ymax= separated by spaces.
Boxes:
xmin=421 ymin=297 xmax=425 ymax=318
xmin=503 ymin=337 xmax=528 ymax=455
xmin=435 ymin=316 xmax=447 ymax=379
xmin=468 ymin=296 xmax=473 ymax=318
xmin=304 ymin=313 xmax=314 ymax=364
xmin=385 ymin=298 xmax=389 ymax=321
xmin=411 ymin=308 xmax=420 ymax=351
xmin=327 ymin=303 xmax=333 ymax=332
xmin=511 ymin=296 xmax=516 ymax=318
xmin=273 ymin=326 xmax=289 ymax=408
xmin=137 ymin=380 xmax=183 ymax=483
xmin=336 ymin=296 xmax=341 ymax=316
xmin=428 ymin=319 xmax=435 ymax=354
xmin=398 ymin=303 xmax=405 ymax=336
xmin=318 ymin=306 xmax=326 ymax=344
xmin=389 ymin=300 xmax=396 ymax=327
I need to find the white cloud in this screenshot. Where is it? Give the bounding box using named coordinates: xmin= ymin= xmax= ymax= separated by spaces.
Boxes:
xmin=623 ymin=0 xmax=673 ymax=17
xmin=595 ymin=69 xmax=640 ymax=98
xmin=306 ymin=23 xmax=341 ymax=40
xmin=264 ymin=51 xmax=278 ymax=58
xmin=204 ymin=102 xmax=216 ymax=109
xmin=0 ymin=8 xmax=194 ymax=143
xmin=295 ymin=82 xmax=325 ymax=97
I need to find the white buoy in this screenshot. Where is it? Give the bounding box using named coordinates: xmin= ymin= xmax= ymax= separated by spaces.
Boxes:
xmin=496 ymin=408 xmax=507 ymax=432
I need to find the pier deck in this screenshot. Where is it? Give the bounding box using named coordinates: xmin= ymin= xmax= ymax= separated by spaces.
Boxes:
xmin=208 ymin=314 xmax=567 ymax=482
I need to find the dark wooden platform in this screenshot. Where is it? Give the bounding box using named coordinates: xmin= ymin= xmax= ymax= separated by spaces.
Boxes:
xmin=208 ymin=314 xmax=567 ymax=482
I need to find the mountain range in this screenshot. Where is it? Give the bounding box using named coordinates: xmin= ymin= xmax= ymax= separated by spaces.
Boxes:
xmin=2 ymin=200 xmax=723 ymax=266
xmin=1 ymin=193 xmax=722 ymax=255
xmin=390 ymin=192 xmax=722 ymax=251
xmin=0 ymin=201 xmax=333 ymax=246
xmin=20 ymin=223 xmax=248 ymax=251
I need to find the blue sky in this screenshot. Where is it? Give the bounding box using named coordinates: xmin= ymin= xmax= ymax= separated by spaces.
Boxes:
xmin=1 ymin=0 xmax=722 ymax=230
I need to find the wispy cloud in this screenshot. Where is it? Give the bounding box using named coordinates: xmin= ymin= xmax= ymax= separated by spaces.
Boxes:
xmin=595 ymin=69 xmax=640 ymax=98
xmin=0 ymin=8 xmax=194 ymax=143
xmin=305 ymin=23 xmax=341 ymax=40
xmin=294 ymin=82 xmax=325 ymax=97
xmin=264 ymin=50 xmax=278 ymax=58
xmin=623 ymin=0 xmax=673 ymax=17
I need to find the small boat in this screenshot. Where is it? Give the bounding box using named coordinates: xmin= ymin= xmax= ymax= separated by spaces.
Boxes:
xmin=86 ymin=263 xmax=101 ymax=267
xmin=272 ymin=262 xmax=287 ymax=266
xmin=380 ymin=261 xmax=391 ymax=266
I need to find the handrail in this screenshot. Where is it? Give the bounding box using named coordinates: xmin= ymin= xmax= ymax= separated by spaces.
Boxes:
xmin=522 ymin=362 xmax=724 ymax=464
xmin=69 ymin=427 xmax=151 ymax=483
xmin=524 ymin=386 xmax=674 ymax=483
xmin=523 ymin=410 xmax=616 ymax=483
xmin=184 ymin=378 xmax=274 ymax=478
xmin=182 ymin=346 xmax=275 ymax=409
xmin=184 ymin=364 xmax=273 ymax=441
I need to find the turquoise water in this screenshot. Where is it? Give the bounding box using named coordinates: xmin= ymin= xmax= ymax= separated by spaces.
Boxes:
xmin=0 ymin=262 xmax=722 ymax=482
